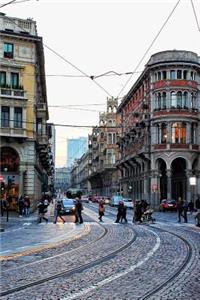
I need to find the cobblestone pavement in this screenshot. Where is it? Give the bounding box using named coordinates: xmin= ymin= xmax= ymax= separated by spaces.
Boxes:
xmin=1 ymin=204 xmax=199 ymax=300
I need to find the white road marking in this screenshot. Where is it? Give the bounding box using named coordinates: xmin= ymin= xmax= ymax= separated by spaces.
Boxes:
xmin=61 ymin=228 xmax=161 ymax=300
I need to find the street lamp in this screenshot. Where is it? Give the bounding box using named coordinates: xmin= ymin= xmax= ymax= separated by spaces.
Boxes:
xmin=189 ymin=176 xmax=196 ymax=202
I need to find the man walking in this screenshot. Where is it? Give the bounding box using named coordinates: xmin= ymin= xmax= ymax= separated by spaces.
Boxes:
xmin=54 ymin=199 xmax=65 ymax=224
xmin=75 ymin=198 xmax=83 ymax=224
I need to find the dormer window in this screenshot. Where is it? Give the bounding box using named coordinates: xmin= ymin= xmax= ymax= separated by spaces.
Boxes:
xmin=4 ymin=43 xmax=13 ymax=59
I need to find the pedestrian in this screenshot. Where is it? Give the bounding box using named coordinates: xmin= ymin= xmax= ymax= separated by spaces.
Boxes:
xmin=195 ymin=195 xmax=200 ymax=227
xmin=98 ymin=200 xmax=105 ymax=222
xmin=75 ymin=197 xmax=83 ymax=224
xmin=115 ymin=201 xmax=124 ymax=223
xmin=182 ymin=200 xmax=188 ymax=223
xmin=133 ymin=200 xmax=143 ymax=224
xmin=54 ymin=199 xmax=65 ymax=224
xmin=120 ymin=201 xmax=127 ymax=223
xmin=18 ymin=195 xmax=24 ymax=217
xmin=37 ymin=199 xmax=48 ymax=224
xmin=24 ymin=195 xmax=30 ymax=217
xmin=1 ymin=198 xmax=9 ymax=217
xmin=188 ymin=200 xmax=194 ymax=213
xmin=177 ymin=197 xmax=185 ymax=223
xmin=141 ymin=199 xmax=149 ymax=214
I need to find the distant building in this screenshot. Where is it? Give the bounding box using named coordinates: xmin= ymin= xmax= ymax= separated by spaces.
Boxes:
xmin=67 ymin=137 xmax=87 ymax=168
xmin=55 ymin=167 xmax=71 ymax=193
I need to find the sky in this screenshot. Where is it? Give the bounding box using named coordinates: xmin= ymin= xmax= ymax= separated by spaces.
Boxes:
xmin=1 ymin=0 xmax=200 ymax=167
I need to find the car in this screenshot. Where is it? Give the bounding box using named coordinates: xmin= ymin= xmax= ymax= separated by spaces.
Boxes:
xmin=159 ymin=199 xmax=177 ymax=212
xmin=61 ymin=198 xmax=76 ymax=215
xmin=81 ymin=195 xmax=89 ymax=203
xmin=110 ymin=195 xmax=123 ymax=207
xmin=123 ymin=198 xmax=134 ymax=209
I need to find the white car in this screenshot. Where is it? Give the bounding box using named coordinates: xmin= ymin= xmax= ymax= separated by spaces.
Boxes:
xmin=123 ymin=198 xmax=134 ymax=209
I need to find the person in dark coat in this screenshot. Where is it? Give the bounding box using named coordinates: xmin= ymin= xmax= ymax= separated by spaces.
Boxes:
xmin=188 ymin=200 xmax=194 ymax=213
xmin=177 ymin=197 xmax=185 ymax=223
xmin=133 ymin=200 xmax=143 ymax=223
xmin=120 ymin=202 xmax=128 ymax=223
xmin=37 ymin=199 xmax=48 ymax=224
xmin=182 ymin=200 xmax=188 ymax=223
xmin=98 ymin=200 xmax=105 ymax=222
xmin=54 ymin=199 xmax=65 ymax=224
xmin=75 ymin=198 xmax=83 ymax=224
xmin=115 ymin=201 xmax=124 ymax=223
xmin=18 ymin=195 xmax=24 ymax=217
xmin=24 ymin=196 xmax=30 ymax=217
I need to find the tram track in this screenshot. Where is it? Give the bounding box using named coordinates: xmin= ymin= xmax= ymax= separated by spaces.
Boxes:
xmin=0 ymin=222 xmax=137 ymax=297
xmin=140 ymin=225 xmax=193 ymax=300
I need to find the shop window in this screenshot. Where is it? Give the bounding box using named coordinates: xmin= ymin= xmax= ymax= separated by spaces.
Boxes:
xmin=171 ymin=122 xmax=186 ymax=144
xmin=177 ymin=70 xmax=182 ymax=79
xmin=14 ymin=107 xmax=22 ymax=128
xmin=1 ymin=106 xmax=10 ymax=127
xmin=4 ymin=43 xmax=14 ymax=59
xmin=170 ymin=70 xmax=176 ymax=79
xmin=0 ymin=71 xmax=6 ymax=87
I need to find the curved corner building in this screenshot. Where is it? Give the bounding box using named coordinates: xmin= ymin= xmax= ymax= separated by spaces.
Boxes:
xmin=117 ymin=50 xmax=200 ymax=208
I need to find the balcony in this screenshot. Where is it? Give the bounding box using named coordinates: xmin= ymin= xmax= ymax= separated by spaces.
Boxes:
xmin=0 ymin=127 xmax=27 ymax=139
xmin=0 ymin=87 xmax=27 ymax=100
xmin=36 ymin=134 xmax=49 ymax=146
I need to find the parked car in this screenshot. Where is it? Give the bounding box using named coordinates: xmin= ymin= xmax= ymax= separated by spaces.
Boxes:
xmin=61 ymin=198 xmax=76 ymax=215
xmin=123 ymin=198 xmax=134 ymax=209
xmin=159 ymin=199 xmax=177 ymax=212
xmin=110 ymin=195 xmax=123 ymax=207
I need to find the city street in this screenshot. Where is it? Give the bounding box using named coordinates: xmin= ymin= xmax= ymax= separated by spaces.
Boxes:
xmin=0 ymin=202 xmax=200 ymax=300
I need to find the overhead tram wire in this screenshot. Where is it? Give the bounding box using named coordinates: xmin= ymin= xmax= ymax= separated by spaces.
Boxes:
xmin=190 ymin=0 xmax=200 ymax=32
xmin=116 ymin=0 xmax=181 ymax=99
xmin=0 ymin=0 xmax=17 ymax=8
xmin=3 ymin=15 xmax=113 ymax=98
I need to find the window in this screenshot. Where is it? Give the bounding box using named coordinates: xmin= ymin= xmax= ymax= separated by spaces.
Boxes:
xmin=37 ymin=118 xmax=43 ymax=135
xmin=177 ymin=92 xmax=182 ymax=108
xmin=170 ymin=70 xmax=176 ymax=79
xmin=11 ymin=73 xmax=19 ymax=89
xmin=4 ymin=43 xmax=13 ymax=58
xmin=0 ymin=71 xmax=6 ymax=87
xmin=171 ymin=122 xmax=186 ymax=143
xmin=157 ymin=93 xmax=161 ymax=109
xmin=190 ymin=71 xmax=194 ymax=80
xmin=162 ymin=92 xmax=166 ymax=109
xmin=170 ymin=92 xmax=176 ymax=107
xmin=183 ymin=92 xmax=188 ymax=108
xmin=177 ymin=70 xmax=182 ymax=79
xmin=161 ymin=123 xmax=167 ymax=143
xmin=183 ymin=70 xmax=187 ymax=80
xmin=158 ymin=72 xmax=161 ymax=80
xmin=162 ymin=71 xmax=167 ymax=80
xmin=108 ymin=133 xmax=112 ymax=144
xmin=1 ymin=106 xmax=10 ymax=127
xmin=191 ymin=123 xmax=197 ymax=144
xmin=14 ymin=107 xmax=22 ymax=128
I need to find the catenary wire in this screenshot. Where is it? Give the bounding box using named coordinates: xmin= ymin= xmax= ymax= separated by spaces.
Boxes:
xmin=190 ymin=0 xmax=200 ymax=31
xmin=2 ymin=15 xmax=114 ymax=98
xmin=0 ymin=0 xmax=17 ymax=9
xmin=116 ymin=0 xmax=181 ymax=99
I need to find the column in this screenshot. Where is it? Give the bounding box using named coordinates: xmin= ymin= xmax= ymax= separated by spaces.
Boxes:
xmin=10 ymin=107 xmax=14 ymax=128
xmin=166 ymin=169 xmax=172 ymax=200
xmin=186 ymin=169 xmax=193 ymax=201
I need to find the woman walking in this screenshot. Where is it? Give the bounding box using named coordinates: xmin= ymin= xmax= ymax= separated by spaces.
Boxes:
xmin=98 ymin=200 xmax=105 ymax=222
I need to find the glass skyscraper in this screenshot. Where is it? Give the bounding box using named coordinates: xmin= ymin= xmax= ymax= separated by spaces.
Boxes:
xmin=67 ymin=137 xmax=88 ymax=168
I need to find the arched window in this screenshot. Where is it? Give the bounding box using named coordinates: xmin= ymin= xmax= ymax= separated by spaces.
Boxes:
xmin=183 ymin=70 xmax=187 ymax=80
xmin=183 ymin=92 xmax=188 ymax=108
xmin=161 ymin=123 xmax=167 ymax=143
xmin=170 ymin=91 xmax=176 ymax=108
xmin=177 ymin=70 xmax=182 ymax=79
xmin=158 ymin=72 xmax=161 ymax=80
xmin=162 ymin=92 xmax=167 ymax=109
xmin=162 ymin=71 xmax=167 ymax=80
xmin=171 ymin=122 xmax=186 ymax=144
xmin=170 ymin=70 xmax=176 ymax=79
xmin=108 ymin=133 xmax=112 ymax=144
xmin=158 ymin=93 xmax=161 ymax=109
xmin=100 ymin=132 xmax=104 ymax=139
xmin=177 ymin=91 xmax=182 ymax=108
xmin=190 ymin=71 xmax=194 ymax=80
xmin=191 ymin=93 xmax=196 ymax=109
xmin=155 ymin=73 xmax=157 ymax=81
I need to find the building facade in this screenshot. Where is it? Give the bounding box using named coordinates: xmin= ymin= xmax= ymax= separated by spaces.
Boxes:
xmin=0 ymin=13 xmax=54 ymax=210
xmin=117 ymin=50 xmax=200 ymax=208
xmin=67 ymin=137 xmax=88 ymax=168
xmin=55 ymin=167 xmax=71 ymax=193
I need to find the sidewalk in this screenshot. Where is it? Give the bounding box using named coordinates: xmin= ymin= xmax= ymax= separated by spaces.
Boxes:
xmin=0 ymin=202 xmax=55 ymax=232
